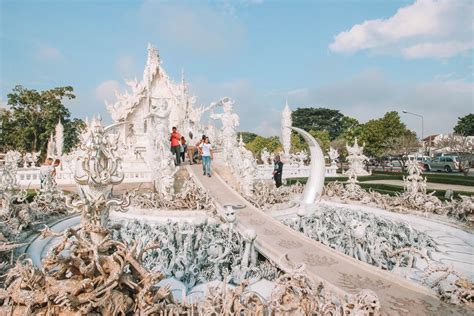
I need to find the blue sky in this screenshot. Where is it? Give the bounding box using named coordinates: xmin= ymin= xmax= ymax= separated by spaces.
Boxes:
xmin=1 ymin=0 xmax=472 ymax=137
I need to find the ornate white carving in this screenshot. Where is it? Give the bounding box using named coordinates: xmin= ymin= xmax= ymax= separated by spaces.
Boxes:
xmin=247 ymin=180 xmax=304 ymax=210
xmin=55 ymin=119 xmax=64 ymax=157
xmin=344 ymin=138 xmax=371 ymax=176
xmin=72 ymin=116 xmax=127 ymax=241
xmin=329 ymin=146 xmax=339 ymax=165
xmin=144 ymin=99 xmax=176 ymax=197
xmin=22 ymin=151 xmax=40 ymax=168
xmin=281 ymin=100 xmax=292 ymax=160
xmin=210 ymin=98 xmax=257 ymax=196
xmin=46 ymin=131 xmax=55 ymax=158
xmin=324 ymin=162 xmax=474 ymax=222
xmin=390 ymin=247 xmax=473 ymax=306
xmin=290 ymin=150 xmax=308 ymax=166
xmin=283 ymin=204 xmax=437 ymax=271
xmin=210 ymin=97 xmax=239 ymax=163
xmin=260 ymin=148 xmax=270 ymax=165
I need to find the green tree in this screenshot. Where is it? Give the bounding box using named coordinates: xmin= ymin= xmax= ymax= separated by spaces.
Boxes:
xmin=453 ymin=114 xmax=474 ymax=136
xmin=245 ymin=135 xmax=282 ymax=158
xmin=1 ymin=85 xmax=85 ymax=155
xmin=239 ymin=131 xmax=258 ymax=144
xmin=384 ymin=130 xmax=420 ymax=169
xmin=309 ymin=130 xmax=331 ymax=153
xmin=288 ymin=129 xmax=330 ymax=154
xmin=292 ymin=108 xmax=344 ymax=140
xmin=330 ymin=137 xmax=348 ymax=170
xmin=358 ymin=111 xmax=411 ymax=158
xmin=292 ymin=107 xmax=360 ymax=140
xmin=339 ymin=116 xmax=361 ymax=142
xmin=291 ymin=132 xmax=307 ymax=153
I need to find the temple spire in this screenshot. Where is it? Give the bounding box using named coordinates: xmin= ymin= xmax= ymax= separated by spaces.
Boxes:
xmin=181 ymin=68 xmax=187 ymax=94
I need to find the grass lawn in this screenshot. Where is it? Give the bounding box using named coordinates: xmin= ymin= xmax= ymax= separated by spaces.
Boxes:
xmin=286 ymin=172 xmax=473 ymax=201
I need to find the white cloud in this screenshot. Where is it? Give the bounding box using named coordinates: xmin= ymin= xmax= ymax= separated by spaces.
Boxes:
xmin=139 ymin=1 xmax=247 ymax=56
xmin=189 ymin=69 xmax=473 ymax=138
xmin=329 ymin=0 xmax=473 ymax=59
xmin=285 ymin=69 xmax=473 ymax=137
xmin=94 ymin=80 xmax=121 ymax=103
xmin=36 ymin=44 xmax=62 ymax=61
xmin=401 ymin=41 xmax=473 ymax=59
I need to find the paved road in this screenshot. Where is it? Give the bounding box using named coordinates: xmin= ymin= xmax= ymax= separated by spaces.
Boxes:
xmin=188 ymin=163 xmax=469 ymax=315
xmin=362 ymin=179 xmax=474 ymax=193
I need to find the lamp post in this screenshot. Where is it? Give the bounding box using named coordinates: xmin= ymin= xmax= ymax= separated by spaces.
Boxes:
xmin=402 ymin=110 xmax=424 ymax=153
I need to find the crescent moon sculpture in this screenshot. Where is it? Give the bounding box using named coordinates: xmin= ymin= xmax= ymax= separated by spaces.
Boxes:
xmin=288 ymin=127 xmax=326 ymax=213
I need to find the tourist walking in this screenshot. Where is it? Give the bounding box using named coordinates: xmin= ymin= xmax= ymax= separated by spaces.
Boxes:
xmin=180 ymin=136 xmax=187 ymax=163
xmin=273 ymin=155 xmax=284 ymax=188
xmin=194 ymin=135 xmax=206 ymax=164
xmin=187 ymin=133 xmax=197 ymax=165
xmin=52 ymin=159 xmax=61 ymax=177
xmin=170 ymin=127 xmax=182 ymax=165
xmin=199 ymin=137 xmax=213 ymax=177
xmin=39 ymin=157 xmax=54 ymax=188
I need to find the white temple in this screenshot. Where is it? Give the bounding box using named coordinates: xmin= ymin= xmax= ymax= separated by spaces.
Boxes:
xmin=106 ymin=44 xmax=203 ymax=156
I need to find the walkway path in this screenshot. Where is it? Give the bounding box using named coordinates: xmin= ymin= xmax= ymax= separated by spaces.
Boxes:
xmin=188 ymin=164 xmax=469 ymax=315
xmin=361 ymin=179 xmax=474 ymax=193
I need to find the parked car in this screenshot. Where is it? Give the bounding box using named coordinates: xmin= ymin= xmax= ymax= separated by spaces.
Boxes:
xmin=407 ymin=155 xmax=431 ymax=171
xmin=427 ymin=156 xmax=460 ymax=172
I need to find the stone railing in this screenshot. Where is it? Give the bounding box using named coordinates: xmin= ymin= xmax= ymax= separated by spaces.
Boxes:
xmin=16 ymin=162 xmax=153 ymax=187
xmin=255 ymin=164 xmax=339 ymax=180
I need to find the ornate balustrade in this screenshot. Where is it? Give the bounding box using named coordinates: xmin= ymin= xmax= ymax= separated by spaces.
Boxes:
xmin=255 ymin=164 xmax=339 ymax=180
xmin=16 ymin=162 xmax=153 ymax=187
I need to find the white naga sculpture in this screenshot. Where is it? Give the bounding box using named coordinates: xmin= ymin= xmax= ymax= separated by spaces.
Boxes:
xmin=281 ymin=100 xmax=292 ymax=161
xmin=344 ymin=138 xmax=371 ymax=176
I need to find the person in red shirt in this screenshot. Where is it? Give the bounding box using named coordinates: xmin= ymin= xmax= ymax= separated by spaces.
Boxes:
xmin=170 ymin=127 xmax=181 ymax=165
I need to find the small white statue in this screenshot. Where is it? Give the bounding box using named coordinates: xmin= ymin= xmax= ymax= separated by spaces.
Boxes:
xmin=344 ymin=138 xmax=370 ymax=176
xmin=261 ymin=148 xmax=270 ymax=165
xmin=210 ymin=97 xmax=239 ymax=163
xmin=328 ymin=147 xmax=339 ymax=165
